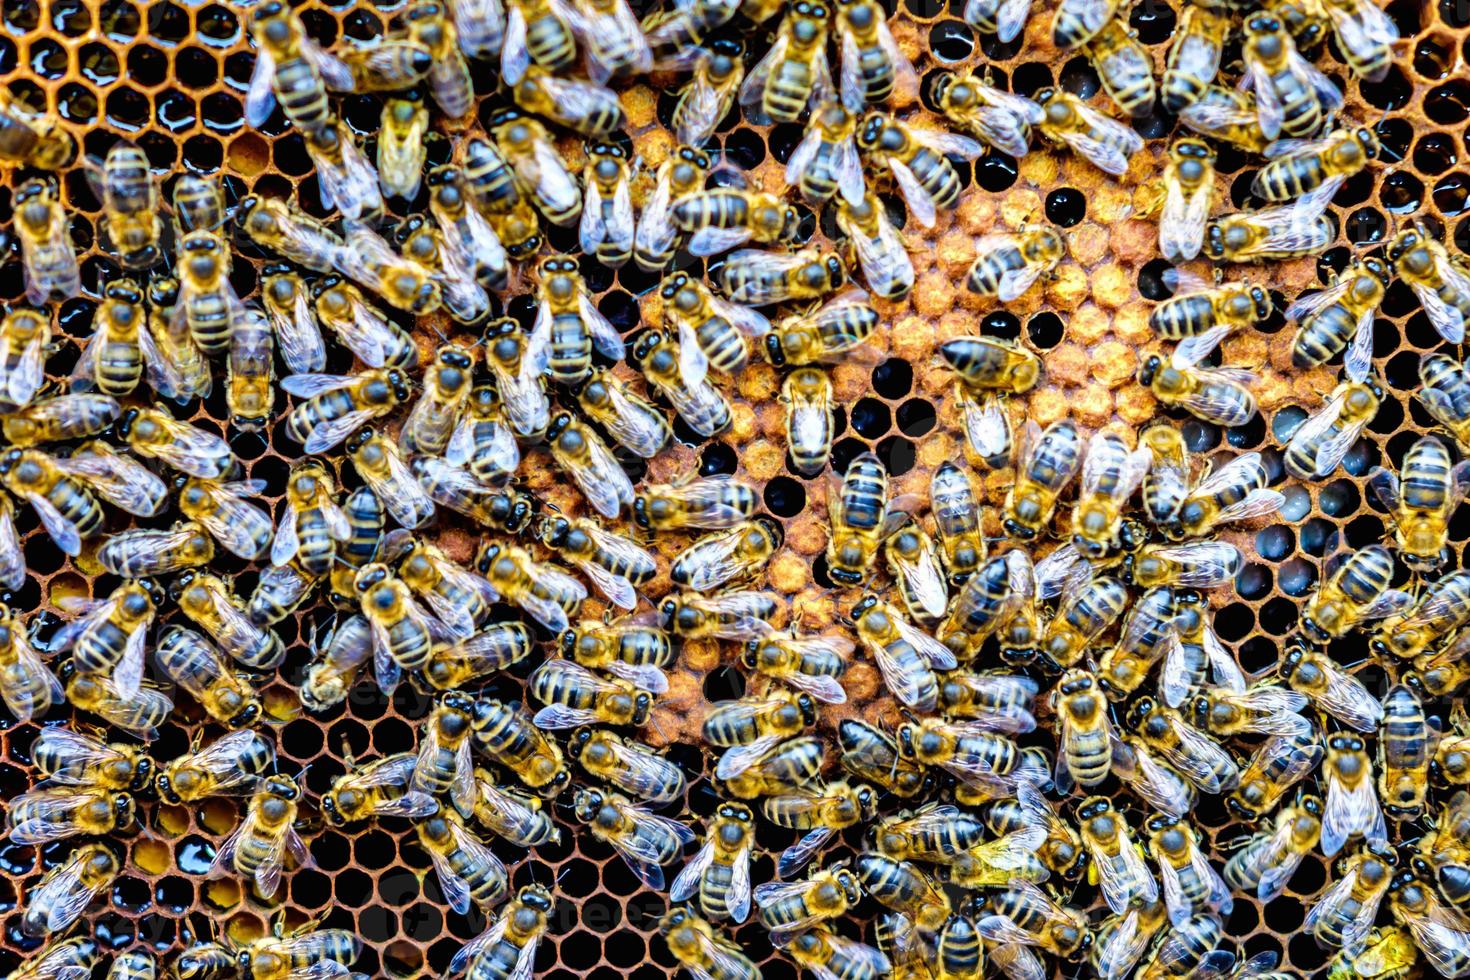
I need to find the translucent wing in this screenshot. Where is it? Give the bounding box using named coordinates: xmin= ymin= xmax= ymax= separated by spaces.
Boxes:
xmin=1321 ymin=769 xmax=1386 ymax=856
xmin=888 ymin=159 xmax=937 ymax=229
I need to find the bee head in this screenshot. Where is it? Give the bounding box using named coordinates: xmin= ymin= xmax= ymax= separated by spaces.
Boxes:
xmin=795 ymin=692 xmax=818 ymax=725
xmin=1356 ymin=127 xmax=1381 ymax=158
xmin=763 ymin=332 xmax=788 ymax=367
xmin=1075 ymin=796 xmax=1111 ymax=821
xmin=631 ymin=330 xmax=664 ymax=362
xmin=1124 ymin=696 xmax=1157 ymax=731
xmin=230 ymin=700 xmax=262 ymax=728
xmin=779 ymin=206 xmax=802 ymax=242
xmin=1137 ymin=355 xmax=1162 ymax=387
xmin=632 ymin=692 xmax=652 ymax=725
xmin=344 ymin=426 xmax=376 ymax=456
xmin=1362 ymin=255 xmax=1392 ymax=285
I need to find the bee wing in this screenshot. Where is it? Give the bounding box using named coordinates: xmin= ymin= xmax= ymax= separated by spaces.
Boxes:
xmin=1098 ymin=907 xmax=1148 ymax=980
xmin=1284 ymin=278 xmax=1356 ymax=322
xmin=1147 ymin=542 xmax=1242 ymax=588
xmin=609 ymin=742 xmax=686 ymax=802
xmin=577 ymin=292 xmax=626 ymax=362
xmin=1190 ymin=451 xmax=1263 ymax=499
xmin=978 ymin=912 xmax=1043 ymax=949
xmin=715 ymin=733 xmax=785 ymax=780
xmin=1404 ymin=907 xmax=1470 ymax=980
xmin=280 ymin=373 xmax=356 ymax=398
xmin=24 ymin=485 xmax=83 ymax=556
xmin=608 ymin=177 xmax=636 ymax=255
xmin=1309 ymin=409 xmax=1366 ymax=478
xmin=1098 ymin=833 xmax=1159 ymax=914
xmin=888 ymin=158 xmax=937 ymax=229
xmin=1322 ymin=769 xmax=1383 ymax=857
xmin=67 ymin=329 xmax=104 ymax=393
xmin=1412 ymin=272 xmax=1470 ymax=344
xmin=1165 ymin=721 xmax=1237 ymax=793
xmin=580 ymin=178 xmax=608 ymax=255
xmin=152 ymin=422 xmax=234 ymax=478
xmin=112 ymin=614 xmax=151 ymax=698
xmin=1161 ymin=179 xmax=1212 ymax=263
xmin=5 ymin=328 xmax=46 ymax=407
xmin=676 ymin=319 xmax=712 ymax=389
xmin=753 ymin=878 xmax=811 ymax=907
xmin=687 ymin=225 xmax=756 ymax=257
xmin=778 ymin=670 xmax=848 ymax=704
xmin=34 ymin=857 xmax=101 ymax=932
xmin=303 ymin=408 xmax=378 ymax=455
xmin=1034 ymin=543 xmax=1090 ymax=600
xmin=1159 ymin=633 xmax=1198 ymax=708
xmin=1202 ymin=627 xmax=1247 ymax=694
xmin=1363 ymin=588 xmax=1415 ymax=620
xmin=838 ymin=29 xmax=866 ymax=112
xmin=1242 ymin=56 xmax=1284 ymax=139
xmin=600 ymin=384 xmax=670 ymax=459
xmin=245 ymin=47 xmax=277 ymax=127
xmin=271 ymin=500 xmax=300 ymax=568
xmin=1315 ymin=661 xmax=1384 ymax=732
xmin=32 ymin=728 xmax=118 ymax=783
xmin=786 ymin=124 xmax=824 ymax=188
xmin=1304 ymin=865 xmax=1361 ymax=942
xmin=669 ymin=837 xmax=715 ymax=902
xmin=636 ymin=168 xmax=677 ymax=262
xmin=54 ymin=452 xmax=167 ymax=518
xmin=574 ymin=557 xmax=639 ymax=611
xmin=889 ymin=611 xmax=957 ymax=670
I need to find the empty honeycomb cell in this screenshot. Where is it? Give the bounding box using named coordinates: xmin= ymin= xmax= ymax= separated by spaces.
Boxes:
xmin=1235 ymin=562 xmax=1272 ymax=600
xmin=929 ymin=19 xmax=974 ymax=61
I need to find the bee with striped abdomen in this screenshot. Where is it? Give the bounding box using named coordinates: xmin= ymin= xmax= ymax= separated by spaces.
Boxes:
xmin=500 ymin=0 xmax=576 ymax=84
xmin=377 ymin=95 xmax=429 ymax=200
xmin=540 ymin=514 xmax=657 ymax=611
xmin=461 ymin=135 xmax=545 ymax=259
xmin=208 ymin=774 xmax=307 ymax=899
xmin=15 ymin=177 xmax=80 ymax=305
xmin=574 ymin=787 xmax=696 ymax=888
xmin=1289 ymin=256 xmax=1389 ymax=377
xmin=1004 ymin=419 xmax=1083 ymax=538
xmin=1320 ymin=0 xmax=1399 ymax=80
xmin=1378 ymin=683 xmax=1430 ymax=821
xmin=659 ymin=271 xmax=772 ymax=383
xmin=579 ymin=142 xmax=635 ymax=268
xmin=856 ymin=112 xmax=981 ymax=228
xmin=1302 ymin=546 xmax=1413 ymax=642
xmin=1391 ymin=221 xmax=1470 ymax=345
xmin=244 ymin=0 xmax=351 ymax=131
xmin=1321 ymin=732 xmax=1389 ymax=857
xmin=1078 ymin=796 xmax=1160 ymax=915
xmin=739 ymin=1 xmax=833 ymax=125
xmin=1225 ymin=792 xmax=1323 ymax=900
xmin=1240 ymin=13 xmax=1343 ymax=138
xmin=1163 ymin=4 xmax=1230 ymax=112
xmin=931 ymin=70 xmax=1041 ymax=157
xmin=348 ymin=430 xmax=436 ymax=530
xmin=528 ymin=256 xmax=626 ymax=386
xmin=19 ymin=844 xmax=119 ymax=939
xmin=1071 ymin=430 xmax=1151 ymax=558
xmin=1087 ymin=14 xmax=1157 ymax=117
xmin=490 ymin=108 xmax=582 ymax=226
xmin=1034 ymin=87 xmax=1143 ymax=176
xmin=403 ymin=0 xmax=475 ymax=118
xmin=236 ymin=195 xmax=343 ymax=273
xmin=0 ymin=91 xmax=75 ymax=169
xmin=659 ymin=908 xmax=760 ymax=980
xmin=1159 ymin=139 xmax=1217 ymax=263
xmin=671 ymin=40 xmax=744 ymax=147
xmin=1137 ymin=326 xmax=1258 ymax=427
xmin=635 ymin=145 xmax=712 ymax=272
xmin=93 ymin=141 xmax=163 ymax=270
xmin=510 ymin=67 xmax=624 ymax=138
xmin=1369 ymin=434 xmax=1469 ymax=572
xmin=283 ymin=368 xmax=413 ymax=455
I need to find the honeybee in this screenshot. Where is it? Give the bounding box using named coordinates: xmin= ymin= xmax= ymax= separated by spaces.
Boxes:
xmin=659 ymin=271 xmax=773 ymax=383
xmin=469 ymin=769 xmax=558 ymax=846
xmin=0 ymin=608 xmax=61 ymax=724
xmin=1306 ymin=843 xmax=1398 ymax=954
xmin=1137 ymin=327 xmax=1258 ymax=427
xmin=660 ymin=907 xmax=761 ymax=980
xmin=789 ymin=926 xmax=891 ymax=980
xmin=462 ymin=540 xmax=571 ymax=621
xmin=544 ymin=412 xmax=636 ymax=518
xmin=60 ymin=661 xmax=173 ymax=740
xmin=6 ymin=935 xmax=100 ymax=980
xmin=337 ymin=34 xmax=435 ymax=89
xmin=574 ymin=143 xmax=635 ymax=269
xmin=784 ymin=103 xmax=866 ymax=208
xmin=764 ymin=291 xmax=880 ymax=367
xmin=633 ymin=147 xmax=711 ymax=273
xmin=225 ymin=305 xmax=274 ymax=432
xmin=737 ymin=1 xmax=833 ymax=124
xmin=1278 ymin=637 xmax=1381 ymax=733
xmin=498 ymin=0 xmax=575 ymax=83
xmin=472 ymin=698 xmax=570 ymax=795
xmin=395 ymin=214 xmax=490 ymax=325
xmin=1302 ymin=546 xmax=1413 ymax=642
xmin=1041 ymin=575 xmax=1129 ymax=670
xmin=209 ymin=773 xmax=307 ymax=898
xmin=754 ymin=865 xmax=863 ymax=942
xmin=965 ymin=226 xmax=1065 ymax=303
xmin=574 ymin=787 xmax=696 ymax=887
xmin=93 ymin=141 xmax=163 ymax=270
xmin=237 ymin=920 xmax=365 ymax=980
xmin=837 ymin=0 xmax=917 ymax=107
xmin=634 ymin=475 xmax=756 ymax=533
xmin=923 ymin=463 xmax=984 ymax=589
xmin=244 ymin=0 xmax=351 ymax=130
xmin=630 ymin=330 xmax=733 ymax=438
xmin=0 ymin=497 xmax=22 ymax=594
xmin=1377 ymin=685 xmax=1427 ymax=812
xmin=173 ymin=174 xmax=225 ymax=237
xmin=563 ymin=620 xmax=674 ymax=693
xmin=6 ymin=782 xmax=135 ymax=846
xmin=283 ymin=368 xmax=413 ymax=454
xmin=1320 ymin=732 xmax=1389 ymax=857
xmin=531 ymin=658 xmax=652 ymax=729
xmin=1391 ymin=223 xmax=1470 ymax=345
xmin=1112 ymin=733 xmax=1199 ymax=820
xmin=412 ymin=457 xmax=537 ymax=535
xmin=319 ymin=750 xmax=436 ymax=827
xmin=52 ymin=579 xmax=157 ymax=698
xmin=1373 ymin=569 xmax=1470 ymax=660
xmin=572 ymin=728 xmax=686 ymax=804
xmin=897 ymin=717 xmax=1038 ymax=797
xmin=334 ymin=220 xmax=439 ymax=315
xmin=272 ymin=462 xmax=349 ymax=578
xmin=835 ymin=193 xmax=914 ymax=301
xmin=0 ymin=91 xmax=75 ymax=169
xmin=941 ymin=337 xmax=1043 ymax=395
xmin=3 ymin=391 xmax=120 ymax=449
xmin=854 ymin=595 xmax=957 ymax=711
xmin=421 ymin=622 xmax=534 ymax=692
xmin=573 ymin=370 xmax=670 ymax=461
xmin=1054 ymin=669 xmax=1115 ymax=790
xmin=353 ymin=562 xmax=446 ymax=692
xmin=661 ymin=590 xmax=778 ymax=641
xmin=672 ymin=189 xmax=799 ymax=259
xmin=528 ymin=256 xmax=625 ymax=385
xmin=15 ymin=178 xmax=80 ymax=305
xmin=1088 ymin=15 xmax=1158 ymax=118
xmin=837 ymin=720 xmax=928 ymax=799
xmin=1078 ymin=796 xmax=1160 ymax=915
xmin=885 ymin=520 xmax=948 ymax=623
xmin=1226 ymin=727 xmax=1322 ymax=819
xmin=450 ymin=883 xmax=554 ymax=980
xmin=1071 ymin=431 xmax=1151 ymax=559
xmin=940 ymin=550 xmax=1031 ymax=660
xmin=510 ymin=67 xmax=624 ymax=139
xmin=1187 ymin=682 xmax=1308 ymax=738
xmin=671 ymin=41 xmax=743 ymax=148
xmin=115 ymin=411 xmax=231 ymax=484
xmin=1370 ymin=434 xmax=1468 ymax=572
xmin=976 ymin=878 xmax=1089 ymax=959
xmin=1240 ymin=13 xmax=1343 ymax=138
xmin=248 ymin=561 xmax=319 ymax=629
xmin=1034 ymin=87 xmax=1143 ymax=177
xmin=1257 ymin=126 xmax=1382 ymax=209
xmin=312 ymin=277 xmax=418 ymax=370
xmin=50 ymin=441 xmax=166 ymax=521
xmin=377 ymin=95 xmax=429 ymax=200
xmin=155 ymin=728 xmax=274 ymax=806
xmin=346 ymin=428 xmax=436 ymax=530
xmin=1420 ymin=352 xmax=1470 ymax=450
xmin=408 ymin=691 xmax=479 ymax=817
xmin=1159 ymin=139 xmax=1216 ymax=263
xmin=1092 ymin=901 xmax=1169 ymax=980
xmin=720 ymin=734 xmax=826 ymax=799
xmin=402 ymin=0 xmax=475 ymax=118
xmin=742 ymin=632 xmax=850 ymax=705
xmin=460 ymin=136 xmax=544 ymax=260
xmin=1162 ymin=5 xmax=1229 ymax=112
xmin=1004 ymin=419 xmax=1083 ymax=539
xmin=931 ymin=71 xmax=1041 ymax=159
xmin=1390 ymin=874 xmax=1470 ymax=980
xmin=1168 ymin=451 xmax=1284 ymax=541
xmin=173 ymin=570 xmax=286 ymax=670
xmin=869 ymin=802 xmax=985 ymax=866
xmin=20 ymin=843 xmax=119 ymax=939
xmin=1206 ymin=199 xmax=1337 ymax=264
xmin=1146 ymin=813 xmax=1232 ymax=925
xmin=490 ymin=109 xmax=582 ymax=226
xmin=0 ymin=309 xmax=49 ymax=411
xmin=856 ymin=112 xmax=982 ymax=228
xmin=1289 ymin=256 xmax=1389 ymax=377
xmin=1224 ymin=792 xmax=1323 ymax=900
xmin=155 ymin=626 xmax=261 ymax=728
xmin=416 ymin=809 xmax=509 ymax=914
xmin=481 ymin=321 xmax=549 ymax=443
xmin=760 ymin=782 xmax=875 ymax=877
xmin=1128 ymin=697 xmax=1239 ymax=794
xmin=827 ymin=451 xmax=907 ymax=585
xmin=1283 ymin=360 xmax=1381 ymax=480
xmin=1327 ymin=927 xmax=1418 ymax=980
xmin=427 ymin=166 xmax=509 ymax=292
xmin=236 ymin=196 xmax=343 ymax=276
xmin=539 ymin=514 xmax=656 ymax=610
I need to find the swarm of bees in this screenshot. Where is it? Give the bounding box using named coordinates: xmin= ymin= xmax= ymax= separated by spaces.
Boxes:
xmin=1 ymin=0 xmax=1468 ymax=975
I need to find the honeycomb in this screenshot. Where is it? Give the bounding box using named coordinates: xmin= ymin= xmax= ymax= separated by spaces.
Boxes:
xmin=0 ymin=0 xmax=1466 ymax=975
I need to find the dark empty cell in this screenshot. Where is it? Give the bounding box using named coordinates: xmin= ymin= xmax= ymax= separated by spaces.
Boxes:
xmin=153 ymin=876 xmax=193 ymax=914
xmin=1427 ymin=80 xmax=1470 ymax=124
xmin=597 ymin=290 xmax=640 ymax=334
xmin=1271 ymin=405 xmax=1309 ymax=445
xmin=56 ymin=84 xmax=98 ymax=125
xmin=1345 ymin=513 xmax=1387 ymax=549
xmin=28 ymin=39 xmax=67 ymax=80
xmin=1436 ymin=173 xmax=1470 ymax=216
xmin=300 ymin=8 xmax=339 ymax=45
xmin=930 ymin=20 xmax=974 ymax=61
xmin=1059 ymin=56 xmax=1100 ymax=98
xmin=723 ymin=128 xmax=766 ymax=169
xmin=1417 ymin=34 xmax=1455 ymax=78
xmin=1406 ymin=309 xmax=1445 ymax=348
xmin=850 ymin=398 xmax=892 ymax=438
xmin=99 ymin=0 xmax=140 ymax=38
xmin=876 ymin=434 xmax=916 ymax=475
xmin=767 ymin=123 xmax=805 ymax=164
xmin=371 ymin=716 xmax=414 ymax=755
xmin=281 ymin=719 xmax=324 ymax=758
xmin=224 ymin=50 xmax=260 ymax=94
xmin=1367 ymin=394 xmax=1403 ymax=435
xmin=200 ymin=92 xmax=245 ymax=136
xmin=1 ymin=0 xmax=38 ymax=33
xmin=1341 ymin=436 xmax=1380 ymax=476
xmin=1011 ymin=62 xmax=1052 ymax=97
xmin=155 ymin=90 xmax=198 ymax=133
xmin=1345 ymin=207 xmax=1386 ymax=245
xmin=830 ymin=437 xmax=869 ymax=477
xmin=1182 ymin=419 xmax=1220 ymax=453
xmin=982 ymin=310 xmax=1021 ymax=339
xmin=1380 ymin=171 xmax=1424 ymax=214
xmin=290 ymin=868 xmax=332 ymax=908
xmin=1415 ymin=132 xmax=1458 ymax=174
xmin=1235 ymin=562 xmax=1272 ymax=600
xmin=342 ymin=8 xmax=383 ymax=39
xmin=872 ymin=357 xmax=913 ymax=398
xmin=1385 ymin=348 xmax=1422 ymax=391
xmin=77 ymin=42 xmax=119 ymax=86
xmin=905 ymin=0 xmax=945 ymax=15
xmin=1359 ymin=64 xmax=1408 ymax=110
xmin=1387 ymin=0 xmax=1422 ymax=33
xmin=1133 ymin=259 xmax=1177 ymax=304
xmin=1027 ymin=311 xmax=1065 ymax=348
xmin=0 ymin=37 xmax=14 ymax=76
xmin=1276 ymin=557 xmax=1317 ymax=598
xmin=605 ymin=931 xmax=646 ymax=969
xmin=703 ymin=668 xmax=744 ymax=702
xmin=196 ymin=3 xmax=240 ymax=44
xmin=791 ymin=204 xmax=817 ymax=245
xmin=1237 ymin=634 xmax=1279 ymax=673
xmin=979 ymin=33 xmax=1023 ymax=59
xmin=1226 ymin=412 xmax=1265 ymax=449
xmin=105 ymin=87 xmax=150 ymax=131
xmin=1214 ymin=602 xmax=1255 ymax=643
xmin=146 ymin=0 xmax=189 ymax=43
xmin=700 ymin=442 xmax=739 ymax=475
xmin=111 ymin=875 xmax=151 ymax=914
xmin=1255 ymin=524 xmax=1294 ymax=560
xmin=973 ymin=152 xmax=1019 ymax=192
xmin=1045 ymin=187 xmax=1086 ymax=227
xmin=180 ymin=134 xmax=223 ymax=174
xmin=764 ymin=476 xmax=806 ymax=517
xmin=1130 ymin=0 xmax=1175 ymax=42
xmin=1445 ymin=0 xmax=1470 ymax=25
xmin=1229 ymin=170 xmax=1258 ymax=209
xmin=357 ymin=907 xmax=397 ymax=944
xmin=897 ymin=398 xmax=936 ymax=437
